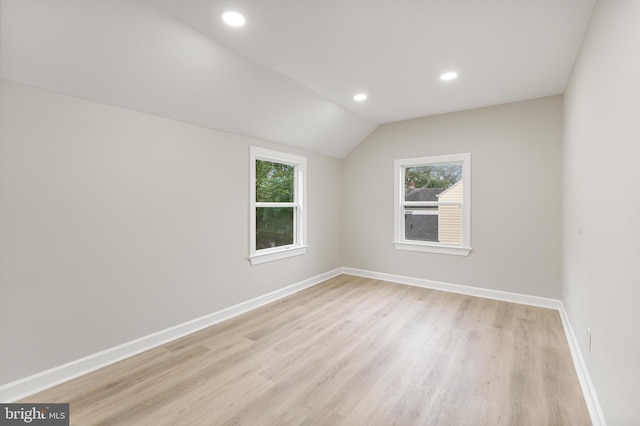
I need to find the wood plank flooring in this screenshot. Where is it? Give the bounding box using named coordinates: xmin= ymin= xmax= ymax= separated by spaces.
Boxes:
xmin=22 ymin=275 xmax=591 ymax=425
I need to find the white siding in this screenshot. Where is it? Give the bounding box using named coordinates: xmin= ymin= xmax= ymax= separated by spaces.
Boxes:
xmin=438 ymin=181 xmax=463 ymax=243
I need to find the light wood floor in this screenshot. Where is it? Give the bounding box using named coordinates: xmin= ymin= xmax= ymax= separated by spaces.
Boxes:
xmin=23 ymin=275 xmax=591 ymax=425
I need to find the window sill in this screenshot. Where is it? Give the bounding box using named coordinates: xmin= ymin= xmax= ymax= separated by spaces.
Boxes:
xmin=393 ymin=241 xmax=471 ymax=257
xmin=249 ymin=245 xmax=308 ymax=265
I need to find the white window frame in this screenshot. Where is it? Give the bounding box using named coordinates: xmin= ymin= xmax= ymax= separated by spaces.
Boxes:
xmin=393 ymin=153 xmax=471 ymax=256
xmin=249 ymin=146 xmax=307 ymax=265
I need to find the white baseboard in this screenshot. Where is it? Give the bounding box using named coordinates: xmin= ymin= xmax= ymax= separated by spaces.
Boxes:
xmin=558 ymin=306 xmax=607 ymax=426
xmin=341 ymin=267 xmax=563 ymax=309
xmin=341 ymin=267 xmax=606 ymax=426
xmin=0 ymin=268 xmax=342 ymax=403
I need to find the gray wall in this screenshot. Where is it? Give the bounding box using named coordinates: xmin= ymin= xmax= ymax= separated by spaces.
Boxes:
xmin=563 ymin=0 xmax=640 ymax=423
xmin=0 ymin=80 xmax=343 ymax=385
xmin=342 ymin=96 xmax=563 ymax=299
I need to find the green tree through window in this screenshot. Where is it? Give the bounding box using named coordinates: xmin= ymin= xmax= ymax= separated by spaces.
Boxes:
xmin=405 ymin=164 xmax=462 ymax=189
xmin=255 ymin=160 xmax=295 ymax=250
xmin=256 ymin=160 xmax=294 ymax=202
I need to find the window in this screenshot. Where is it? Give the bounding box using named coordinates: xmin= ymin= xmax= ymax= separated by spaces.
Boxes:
xmin=249 ymin=147 xmax=307 ymax=265
xmin=393 ymin=153 xmax=471 ymax=256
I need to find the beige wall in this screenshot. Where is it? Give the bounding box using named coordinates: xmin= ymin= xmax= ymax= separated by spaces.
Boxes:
xmin=563 ymin=0 xmax=640 ymax=423
xmin=342 ymin=96 xmax=563 ymax=298
xmin=0 ymin=80 xmax=343 ymax=385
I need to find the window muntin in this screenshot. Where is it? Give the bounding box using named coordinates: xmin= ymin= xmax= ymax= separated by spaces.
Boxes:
xmin=249 ymin=147 xmax=307 ymax=265
xmin=394 ymin=153 xmax=471 ymax=256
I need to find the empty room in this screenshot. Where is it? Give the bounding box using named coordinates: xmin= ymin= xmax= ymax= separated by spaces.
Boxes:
xmin=1 ymin=0 xmax=639 ymax=424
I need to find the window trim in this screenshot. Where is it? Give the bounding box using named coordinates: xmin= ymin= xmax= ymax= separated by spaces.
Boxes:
xmin=249 ymin=146 xmax=307 ymax=265
xmin=393 ymin=153 xmax=472 ymax=256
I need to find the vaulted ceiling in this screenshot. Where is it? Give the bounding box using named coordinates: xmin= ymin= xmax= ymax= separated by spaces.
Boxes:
xmin=0 ymin=0 xmax=596 ymax=158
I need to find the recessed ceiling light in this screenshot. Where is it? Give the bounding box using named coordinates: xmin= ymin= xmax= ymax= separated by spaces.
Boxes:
xmin=353 ymin=93 xmax=367 ymax=101
xmin=222 ymin=11 xmax=246 ymax=27
xmin=440 ymin=72 xmax=458 ymax=81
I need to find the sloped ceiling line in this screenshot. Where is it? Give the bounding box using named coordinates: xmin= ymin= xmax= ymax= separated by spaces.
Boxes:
xmin=0 ymin=0 xmax=596 ymax=158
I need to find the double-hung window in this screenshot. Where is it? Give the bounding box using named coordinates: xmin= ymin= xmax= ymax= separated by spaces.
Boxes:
xmin=249 ymin=147 xmax=307 ymax=265
xmin=393 ymin=153 xmax=471 ymax=256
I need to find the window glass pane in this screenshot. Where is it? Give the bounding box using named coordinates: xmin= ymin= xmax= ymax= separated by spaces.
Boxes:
xmin=405 ymin=163 xmax=462 ymax=201
xmin=256 ymin=160 xmax=294 ymax=202
xmin=256 ymin=207 xmax=294 ymax=249
xmin=405 ymin=206 xmax=439 ymax=242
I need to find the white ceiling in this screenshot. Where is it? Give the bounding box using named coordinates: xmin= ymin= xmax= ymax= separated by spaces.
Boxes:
xmin=1 ymin=0 xmax=596 ymax=157
xmin=149 ymin=0 xmax=596 ymax=123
